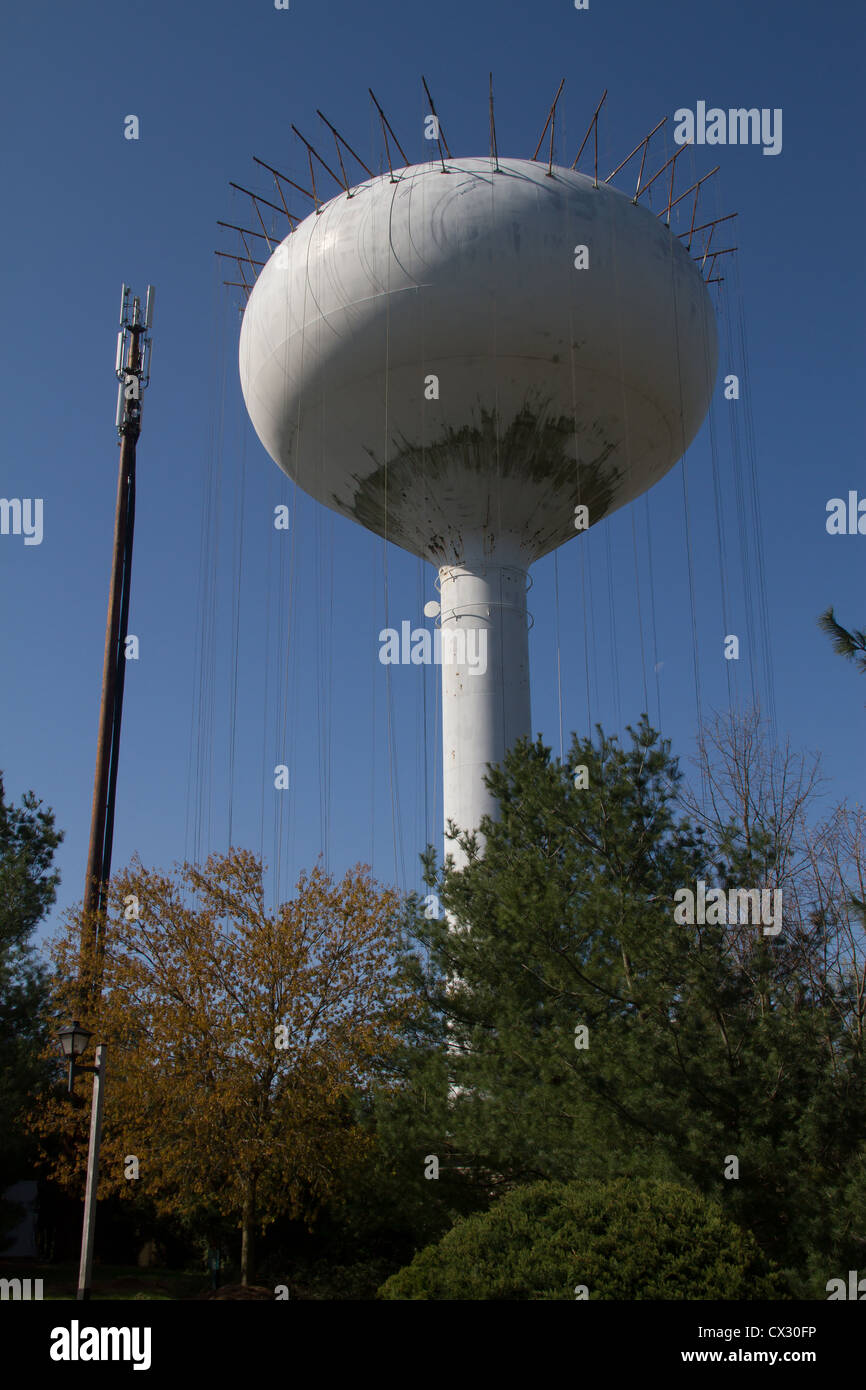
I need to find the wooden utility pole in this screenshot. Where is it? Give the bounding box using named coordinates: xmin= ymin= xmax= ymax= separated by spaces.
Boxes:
xmin=80 ymin=286 xmax=154 ymax=997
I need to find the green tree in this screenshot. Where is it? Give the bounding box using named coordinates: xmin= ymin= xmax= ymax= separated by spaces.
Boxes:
xmin=33 ymin=850 xmax=416 ymax=1283
xmin=389 ymin=720 xmax=711 ymax=1188
xmin=381 ymin=719 xmax=865 ymax=1292
xmin=0 ymin=773 xmax=63 ymax=1246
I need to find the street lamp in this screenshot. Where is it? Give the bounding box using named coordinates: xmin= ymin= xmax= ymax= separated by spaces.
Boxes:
xmin=56 ymin=1022 xmax=106 ymax=1300
xmin=57 ymin=1021 xmax=93 ymax=1094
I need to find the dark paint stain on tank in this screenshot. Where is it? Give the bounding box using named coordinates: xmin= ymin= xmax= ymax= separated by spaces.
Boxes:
xmin=336 ymin=399 xmax=622 ymax=566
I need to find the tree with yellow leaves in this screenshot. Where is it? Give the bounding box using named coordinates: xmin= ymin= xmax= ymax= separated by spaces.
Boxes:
xmin=33 ymin=849 xmax=414 ymax=1283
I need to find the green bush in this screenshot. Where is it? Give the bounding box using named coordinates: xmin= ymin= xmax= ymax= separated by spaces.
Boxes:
xmin=378 ymin=1178 xmax=787 ymax=1300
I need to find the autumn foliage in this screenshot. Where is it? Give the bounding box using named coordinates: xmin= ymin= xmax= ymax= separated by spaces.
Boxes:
xmin=32 ymin=850 xmax=414 ymax=1279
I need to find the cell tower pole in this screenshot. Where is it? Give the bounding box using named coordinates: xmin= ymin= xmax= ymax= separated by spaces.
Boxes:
xmin=439 ymin=539 xmax=531 ymax=869
xmin=80 ymin=285 xmax=154 ymax=997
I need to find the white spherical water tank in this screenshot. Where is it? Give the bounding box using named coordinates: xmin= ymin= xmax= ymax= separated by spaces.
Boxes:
xmin=240 ymin=156 xmax=718 ymax=866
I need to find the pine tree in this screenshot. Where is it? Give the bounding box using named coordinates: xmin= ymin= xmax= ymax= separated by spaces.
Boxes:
xmin=381 ymin=719 xmax=865 ymax=1288
xmin=0 ymin=773 xmax=63 ymax=1246
xmin=818 ymin=607 xmax=866 ymax=674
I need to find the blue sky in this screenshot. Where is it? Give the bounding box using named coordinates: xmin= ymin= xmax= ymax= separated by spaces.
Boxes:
xmin=1 ymin=0 xmax=863 ymax=942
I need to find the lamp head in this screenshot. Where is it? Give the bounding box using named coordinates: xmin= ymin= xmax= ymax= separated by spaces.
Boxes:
xmin=57 ymin=1021 xmax=92 ymax=1060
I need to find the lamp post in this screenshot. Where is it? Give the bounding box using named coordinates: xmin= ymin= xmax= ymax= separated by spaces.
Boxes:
xmin=58 ymin=1024 xmax=106 ymax=1301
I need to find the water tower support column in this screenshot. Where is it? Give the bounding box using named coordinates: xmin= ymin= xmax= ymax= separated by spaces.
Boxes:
xmin=438 ymin=549 xmax=531 ymax=869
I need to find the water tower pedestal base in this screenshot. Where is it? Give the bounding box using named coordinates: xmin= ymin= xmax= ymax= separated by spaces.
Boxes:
xmin=438 ymin=551 xmax=531 ymax=870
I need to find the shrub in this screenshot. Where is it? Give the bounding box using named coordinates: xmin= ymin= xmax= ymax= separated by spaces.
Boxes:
xmin=378 ymin=1177 xmax=787 ymax=1300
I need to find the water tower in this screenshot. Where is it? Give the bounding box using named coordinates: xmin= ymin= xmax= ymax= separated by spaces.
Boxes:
xmin=235 ymin=97 xmax=719 ymax=868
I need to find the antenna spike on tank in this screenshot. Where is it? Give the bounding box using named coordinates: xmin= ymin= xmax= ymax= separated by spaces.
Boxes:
xmin=291 ymin=125 xmax=344 ymax=198
xmin=368 ymin=88 xmax=409 ymax=177
xmin=217 ymin=219 xmax=273 ymax=242
xmin=421 ymin=74 xmax=451 ymax=169
xmin=489 ymin=73 xmax=501 ymax=172
xmin=603 ymin=114 xmax=664 ymax=184
xmin=315 ymin=111 xmax=373 ymax=177
xmin=252 ymin=154 xmax=312 ymax=208
xmin=570 ymin=89 xmax=607 ymax=184
xmin=532 ymin=78 xmax=565 ymax=163
xmin=635 ymin=140 xmax=691 ymax=203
